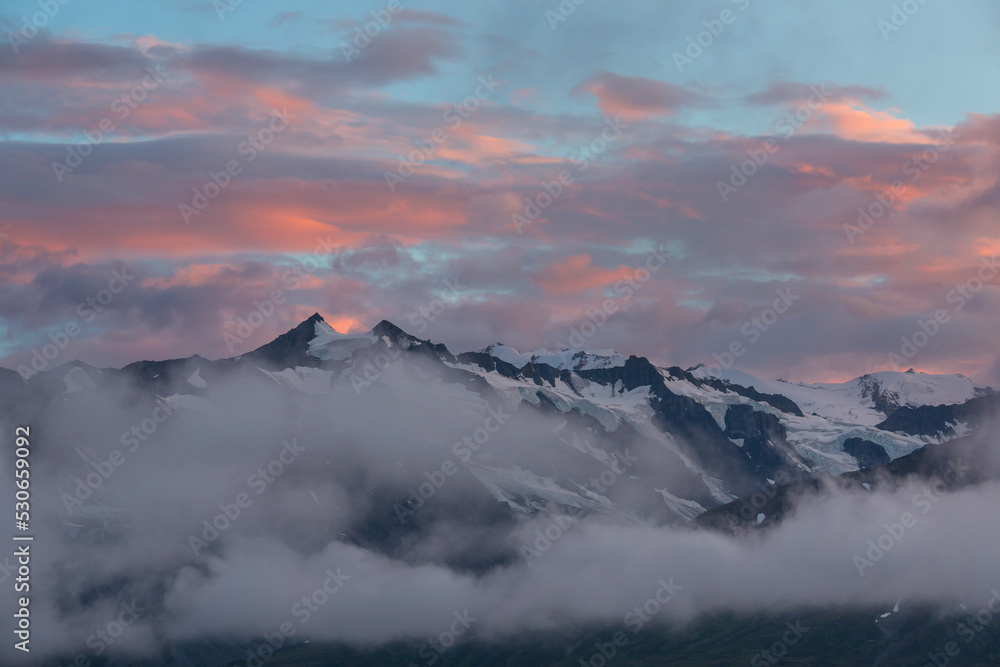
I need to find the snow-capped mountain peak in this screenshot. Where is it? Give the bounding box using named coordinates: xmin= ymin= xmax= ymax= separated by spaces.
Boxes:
xmin=691 ymin=365 xmax=992 ymax=424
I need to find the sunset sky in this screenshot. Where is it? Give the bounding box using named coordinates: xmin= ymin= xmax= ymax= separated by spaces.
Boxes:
xmin=3 ymin=0 xmax=1000 ymax=382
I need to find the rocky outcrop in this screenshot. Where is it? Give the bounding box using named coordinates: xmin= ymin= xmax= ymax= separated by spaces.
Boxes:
xmin=243 ymin=312 xmax=326 ymax=369
xmin=723 ymin=404 xmax=795 ymax=477
xmin=842 ymin=437 xmax=890 ymax=469
xmin=875 ymin=394 xmax=1000 ymax=436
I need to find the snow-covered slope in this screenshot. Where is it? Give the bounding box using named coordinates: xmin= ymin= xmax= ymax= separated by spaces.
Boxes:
xmin=308 ymin=320 xmax=378 ymax=361
xmin=691 ymin=366 xmax=990 ymax=425
xmin=479 ymin=343 xmax=627 ymax=371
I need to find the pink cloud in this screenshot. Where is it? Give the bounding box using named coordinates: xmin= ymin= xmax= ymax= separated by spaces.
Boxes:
xmin=572 ymin=70 xmax=711 ymax=120
xmin=535 ymin=254 xmax=640 ymax=295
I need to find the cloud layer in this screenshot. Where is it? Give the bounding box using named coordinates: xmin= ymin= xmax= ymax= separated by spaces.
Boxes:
xmin=2 ymin=3 xmax=1000 ymax=385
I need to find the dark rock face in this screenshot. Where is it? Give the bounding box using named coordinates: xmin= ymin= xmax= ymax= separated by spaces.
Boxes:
xmin=453 ymin=353 xmax=574 ymax=389
xmin=719 ymin=382 xmax=804 ymax=417
xmin=697 ymin=431 xmax=989 ymax=534
xmin=518 ymin=361 xmax=562 ymax=387
xmin=370 ymin=319 xmax=407 ymax=340
xmin=578 ymin=355 xmax=663 ymax=392
xmin=370 ymin=319 xmax=456 ymax=363
xmin=119 ymin=355 xmax=213 ymax=393
xmin=855 ymin=374 xmax=902 ymax=416
xmin=243 ymin=312 xmax=326 ymax=369
xmin=723 ymin=404 xmax=793 ymax=477
xmin=456 ymin=351 xmax=522 ymax=379
xmin=842 ymin=437 xmax=890 ymax=469
xmin=724 ymin=404 xmax=786 ymax=440
xmin=876 ymin=394 xmax=1000 ymax=436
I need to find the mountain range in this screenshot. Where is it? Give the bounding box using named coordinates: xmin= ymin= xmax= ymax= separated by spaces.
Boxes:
xmin=6 ymin=313 xmax=1000 ymax=667
xmin=7 ymin=312 xmax=995 ymax=526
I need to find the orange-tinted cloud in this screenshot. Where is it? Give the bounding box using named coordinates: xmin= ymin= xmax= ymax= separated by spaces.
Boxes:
xmin=816 ymin=102 xmax=936 ymax=144
xmin=535 ymin=254 xmax=639 ymax=295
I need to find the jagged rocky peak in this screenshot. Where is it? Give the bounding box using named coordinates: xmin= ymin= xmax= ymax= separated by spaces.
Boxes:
xmin=241 ymin=313 xmax=426 ymax=368
xmin=370 ymin=319 xmax=409 ymax=341
xmin=243 ymin=312 xmax=329 ymax=368
xmin=295 ymin=315 xmax=437 ymax=363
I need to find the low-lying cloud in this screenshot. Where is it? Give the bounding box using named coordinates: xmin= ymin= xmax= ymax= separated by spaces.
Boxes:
xmin=2 ymin=360 xmax=998 ymax=664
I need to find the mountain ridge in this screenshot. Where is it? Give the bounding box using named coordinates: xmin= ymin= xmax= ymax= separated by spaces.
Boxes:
xmin=5 ymin=313 xmax=994 ymax=526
